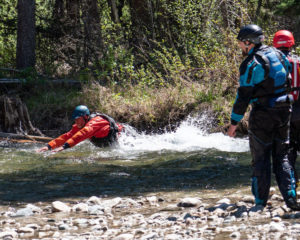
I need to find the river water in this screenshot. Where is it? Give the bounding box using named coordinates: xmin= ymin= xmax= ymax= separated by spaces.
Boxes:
xmin=0 ymin=114 xmax=252 ymax=204
xmin=3 ymin=115 xmax=300 ymax=239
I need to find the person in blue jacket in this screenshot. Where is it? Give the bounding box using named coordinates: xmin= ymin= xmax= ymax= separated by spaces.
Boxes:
xmin=228 ymin=24 xmax=300 ymax=210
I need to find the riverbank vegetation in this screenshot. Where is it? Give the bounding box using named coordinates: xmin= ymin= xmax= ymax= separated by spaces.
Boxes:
xmin=0 ymin=0 xmax=299 ymax=135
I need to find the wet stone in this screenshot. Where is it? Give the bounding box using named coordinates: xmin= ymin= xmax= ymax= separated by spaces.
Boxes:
xmin=1 ymin=190 xmax=300 ymax=239
xmin=17 ymin=227 xmax=35 ymax=234
xmin=241 ymin=196 xmax=254 ymax=203
xmin=224 ymin=215 xmax=236 ymax=223
xmin=58 ymin=223 xmax=70 ymax=230
xmin=270 ymin=194 xmax=283 ymax=201
xmin=101 ymin=197 xmax=122 ymax=208
xmin=162 ymin=204 xmax=182 ymax=211
xmin=233 ymin=206 xmax=248 ymax=218
xmin=72 ymin=203 xmax=89 ymax=212
xmin=178 ymin=197 xmax=202 ymax=207
xmin=140 ymin=232 xmax=159 ymax=239
xmin=88 ymin=205 xmax=105 ymax=215
xmin=146 ymin=196 xmax=158 ymax=206
xmin=167 ymin=216 xmax=177 ymax=222
xmin=207 ymin=215 xmax=219 ymax=221
xmin=112 ymin=233 xmax=134 ymax=240
xmin=213 ymin=207 xmax=225 ymax=216
xmin=271 ymin=207 xmax=285 ymax=217
xmin=38 ymin=231 xmax=53 ymax=238
xmin=269 ymin=187 xmax=276 ymax=196
xmin=0 ymin=231 xmax=18 ymax=239
xmin=87 ymin=196 xmax=101 ymax=205
xmin=216 ymin=198 xmax=231 ymax=205
xmin=269 ymin=222 xmax=285 ymax=232
xmin=165 ymin=233 xmax=182 ymax=240
xmin=52 ymin=201 xmax=71 ymax=213
xmin=272 ymin=216 xmax=282 ymax=222
xmin=230 ymin=231 xmax=241 ymax=238
xmin=11 ymin=207 xmax=34 ymax=217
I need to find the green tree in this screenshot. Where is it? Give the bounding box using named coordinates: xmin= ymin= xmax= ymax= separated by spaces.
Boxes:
xmin=275 ymin=0 xmax=300 ymax=16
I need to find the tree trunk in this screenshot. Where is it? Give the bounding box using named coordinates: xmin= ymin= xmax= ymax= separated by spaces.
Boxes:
xmin=107 ymin=0 xmax=125 ymax=23
xmin=66 ymin=0 xmax=80 ymax=24
xmin=254 ymin=0 xmax=262 ymax=21
xmin=128 ymin=0 xmax=154 ymax=46
xmin=82 ymin=0 xmax=102 ymax=67
xmin=0 ymin=95 xmax=43 ymax=136
xmin=108 ymin=0 xmax=120 ymax=23
xmin=53 ymin=0 xmax=65 ymax=20
xmin=220 ymin=1 xmax=229 ymax=29
xmin=16 ymin=0 xmax=36 ymax=70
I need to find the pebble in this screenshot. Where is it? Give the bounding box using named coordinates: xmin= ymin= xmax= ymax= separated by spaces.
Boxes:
xmin=72 ymin=203 xmax=89 ymax=212
xmin=11 ymin=207 xmax=33 ymax=217
xmin=230 ymin=231 xmax=241 ymax=238
xmin=87 ymin=196 xmax=102 ymax=205
xmin=52 ymin=201 xmax=71 ymax=212
xmin=146 ymin=196 xmax=158 ymax=206
xmin=0 ymin=189 xmax=298 ymax=239
xmin=113 ymin=233 xmax=134 ymax=240
xmin=269 ymin=222 xmax=285 ymax=232
xmin=178 ymin=197 xmax=202 ymax=207
xmin=269 ymin=187 xmax=276 ymax=196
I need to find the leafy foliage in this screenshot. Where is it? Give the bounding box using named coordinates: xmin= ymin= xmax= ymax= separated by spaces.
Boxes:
xmin=0 ymin=0 xmax=299 ymax=131
xmin=275 ymin=0 xmax=300 ymax=16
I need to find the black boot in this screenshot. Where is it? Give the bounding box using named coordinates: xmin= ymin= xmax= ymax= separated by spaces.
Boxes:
xmin=286 ymin=197 xmax=300 ymax=211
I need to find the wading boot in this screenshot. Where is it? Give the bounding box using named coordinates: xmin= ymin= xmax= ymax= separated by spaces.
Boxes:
xmin=286 ymin=197 xmax=300 ymax=211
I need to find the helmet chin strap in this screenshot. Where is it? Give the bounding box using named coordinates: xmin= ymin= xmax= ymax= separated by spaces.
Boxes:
xmin=243 ymin=41 xmax=251 ymax=54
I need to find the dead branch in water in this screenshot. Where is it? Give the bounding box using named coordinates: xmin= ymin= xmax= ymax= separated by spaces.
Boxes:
xmin=0 ymin=132 xmax=53 ymax=143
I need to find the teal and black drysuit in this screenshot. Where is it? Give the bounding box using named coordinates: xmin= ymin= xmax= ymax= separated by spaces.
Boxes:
xmin=231 ymin=44 xmax=296 ymax=206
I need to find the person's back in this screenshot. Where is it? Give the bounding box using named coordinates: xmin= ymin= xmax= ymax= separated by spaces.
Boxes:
xmin=230 ymin=43 xmax=291 ymax=126
xmin=240 ymin=44 xmax=290 ymax=107
xmin=88 ymin=113 xmax=123 ymax=147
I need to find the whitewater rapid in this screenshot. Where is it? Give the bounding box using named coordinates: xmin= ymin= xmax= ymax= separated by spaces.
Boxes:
xmin=32 ymin=114 xmax=249 ymax=160
xmin=96 ymin=114 xmax=250 ymax=159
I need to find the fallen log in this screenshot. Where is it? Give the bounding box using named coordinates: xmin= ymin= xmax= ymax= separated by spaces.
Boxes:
xmin=0 ymin=132 xmax=53 ymax=143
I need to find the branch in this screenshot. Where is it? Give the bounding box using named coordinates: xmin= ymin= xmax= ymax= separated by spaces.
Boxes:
xmin=0 ymin=132 xmax=53 ymax=143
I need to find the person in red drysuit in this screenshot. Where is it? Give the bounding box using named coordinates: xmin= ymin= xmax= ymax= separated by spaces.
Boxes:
xmin=37 ymin=105 xmax=123 ymax=153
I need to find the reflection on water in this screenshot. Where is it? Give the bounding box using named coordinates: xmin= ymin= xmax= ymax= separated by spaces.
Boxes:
xmin=0 ymin=115 xmax=252 ymax=203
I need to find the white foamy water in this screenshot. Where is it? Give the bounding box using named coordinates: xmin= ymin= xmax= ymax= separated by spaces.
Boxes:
xmin=29 ymin=114 xmax=249 ymax=159
xmin=96 ymin=114 xmax=250 ymax=159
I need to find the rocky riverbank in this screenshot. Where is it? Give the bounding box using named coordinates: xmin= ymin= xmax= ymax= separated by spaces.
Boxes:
xmin=0 ymin=187 xmax=300 ymax=240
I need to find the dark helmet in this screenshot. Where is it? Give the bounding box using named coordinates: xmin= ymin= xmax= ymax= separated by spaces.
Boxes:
xmin=237 ymin=24 xmax=264 ymax=44
xmin=72 ymin=105 xmax=90 ymax=120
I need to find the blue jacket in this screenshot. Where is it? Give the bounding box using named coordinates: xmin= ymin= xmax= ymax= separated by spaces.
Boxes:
xmin=231 ymin=44 xmax=291 ymax=125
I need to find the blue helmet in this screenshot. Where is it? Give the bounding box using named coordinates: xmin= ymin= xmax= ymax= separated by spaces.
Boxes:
xmin=72 ymin=105 xmax=90 ymax=120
